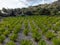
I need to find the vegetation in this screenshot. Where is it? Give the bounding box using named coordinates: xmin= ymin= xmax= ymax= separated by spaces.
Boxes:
xmin=45 ymin=31 xmax=56 ymax=40
xmin=6 ymin=41 xmax=16 ymax=45
xmin=10 ymin=33 xmax=18 ymax=41
xmin=38 ymin=40 xmax=46 ymax=45
xmin=3 ymin=30 xmax=10 ymax=37
xmin=32 ymin=30 xmax=41 ymax=42
xmin=0 ymin=15 xmax=60 ymax=45
xmin=0 ymin=1 xmax=60 ymax=17
xmin=0 ymin=35 xmax=5 ymax=43
xmin=20 ymin=39 xmax=33 ymax=45
xmin=23 ymin=29 xmax=29 ymax=36
xmin=52 ymin=38 xmax=60 ymax=45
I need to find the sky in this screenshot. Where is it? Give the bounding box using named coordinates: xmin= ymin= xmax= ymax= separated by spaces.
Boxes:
xmin=0 ymin=0 xmax=57 ymax=9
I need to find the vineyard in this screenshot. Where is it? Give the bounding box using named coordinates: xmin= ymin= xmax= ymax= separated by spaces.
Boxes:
xmin=0 ymin=15 xmax=60 ymax=45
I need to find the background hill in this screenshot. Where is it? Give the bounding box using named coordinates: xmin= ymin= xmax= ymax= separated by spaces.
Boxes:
xmin=0 ymin=0 xmax=60 ymax=17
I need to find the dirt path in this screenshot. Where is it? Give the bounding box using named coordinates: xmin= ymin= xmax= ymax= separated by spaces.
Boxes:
xmin=28 ymin=20 xmax=38 ymax=45
xmin=16 ymin=19 xmax=33 ymax=45
xmin=16 ymin=21 xmax=25 ymax=45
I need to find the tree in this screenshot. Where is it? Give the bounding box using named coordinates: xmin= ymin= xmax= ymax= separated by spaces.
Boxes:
xmin=25 ymin=10 xmax=33 ymax=15
xmin=7 ymin=9 xmax=16 ymax=16
xmin=39 ymin=8 xmax=50 ymax=15
xmin=2 ymin=8 xmax=7 ymax=13
xmin=0 ymin=10 xmax=2 ymax=16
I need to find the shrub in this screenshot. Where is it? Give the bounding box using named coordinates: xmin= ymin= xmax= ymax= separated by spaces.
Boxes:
xmin=52 ymin=38 xmax=60 ymax=45
xmin=42 ymin=28 xmax=48 ymax=34
xmin=32 ymin=31 xmax=41 ymax=42
xmin=23 ymin=29 xmax=29 ymax=36
xmin=31 ymin=28 xmax=39 ymax=33
xmin=20 ymin=40 xmax=33 ymax=45
xmin=6 ymin=41 xmax=16 ymax=45
xmin=38 ymin=40 xmax=46 ymax=45
xmin=0 ymin=35 xmax=5 ymax=43
xmin=52 ymin=26 xmax=58 ymax=33
xmin=53 ymin=22 xmax=60 ymax=32
xmin=0 ymin=28 xmax=5 ymax=35
xmin=13 ymin=29 xmax=20 ymax=34
xmin=8 ymin=27 xmax=13 ymax=33
xmin=45 ymin=31 xmax=56 ymax=40
xmin=13 ymin=25 xmax=21 ymax=34
xmin=3 ymin=30 xmax=10 ymax=37
xmin=10 ymin=34 xmax=18 ymax=41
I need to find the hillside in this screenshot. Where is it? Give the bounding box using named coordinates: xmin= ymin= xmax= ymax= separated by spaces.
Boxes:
xmin=0 ymin=0 xmax=60 ymax=17
xmin=52 ymin=0 xmax=60 ymax=5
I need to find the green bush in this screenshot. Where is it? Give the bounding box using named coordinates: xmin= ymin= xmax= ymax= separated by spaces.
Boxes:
xmin=13 ymin=29 xmax=20 ymax=34
xmin=45 ymin=31 xmax=56 ymax=40
xmin=20 ymin=40 xmax=33 ymax=45
xmin=3 ymin=30 xmax=10 ymax=37
xmin=31 ymin=28 xmax=39 ymax=33
xmin=6 ymin=41 xmax=16 ymax=45
xmin=0 ymin=35 xmax=5 ymax=43
xmin=23 ymin=29 xmax=29 ymax=36
xmin=38 ymin=40 xmax=46 ymax=45
xmin=13 ymin=25 xmax=21 ymax=34
xmin=0 ymin=28 xmax=5 ymax=35
xmin=32 ymin=31 xmax=41 ymax=42
xmin=52 ymin=26 xmax=59 ymax=33
xmin=42 ymin=28 xmax=48 ymax=34
xmin=10 ymin=34 xmax=18 ymax=41
xmin=52 ymin=38 xmax=60 ymax=45
xmin=53 ymin=22 xmax=60 ymax=32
